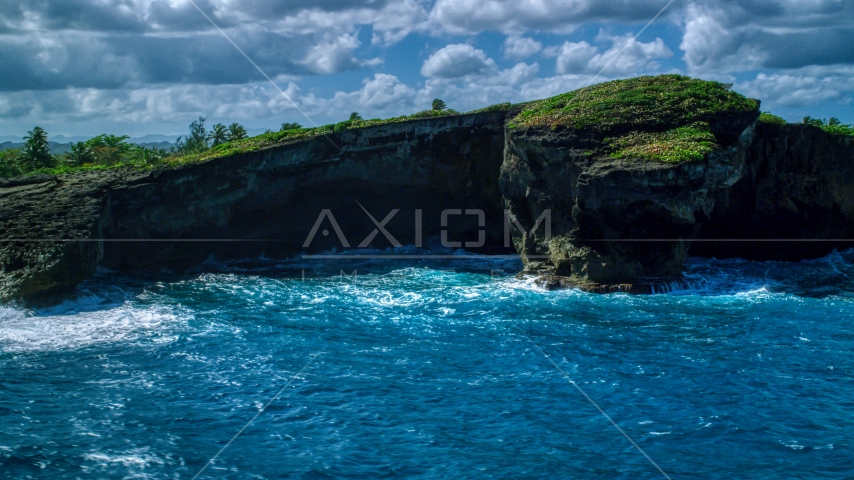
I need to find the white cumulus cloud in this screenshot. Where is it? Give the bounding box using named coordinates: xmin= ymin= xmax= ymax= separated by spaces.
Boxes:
xmin=735 ymin=66 xmax=854 ymax=109
xmin=426 ymin=0 xmax=671 ymax=35
xmin=3 ymin=0 xmax=854 ymax=135
xmin=300 ymin=33 xmax=381 ymax=75
xmin=421 ymin=44 xmax=498 ymax=79
xmin=588 ymin=32 xmax=672 ymax=75
xmin=547 ymin=32 xmax=672 ymax=75
xmin=679 ymin=2 xmax=854 ymax=74
xmin=547 ymin=41 xmax=598 ymax=74
xmin=329 ymin=73 xmax=418 ymax=112
xmin=502 ymin=36 xmax=543 ymax=60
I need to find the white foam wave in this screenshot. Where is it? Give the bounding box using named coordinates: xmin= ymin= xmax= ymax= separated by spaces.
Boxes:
xmin=81 ymin=447 xmax=167 ymax=477
xmin=0 ymin=304 xmax=183 ymax=353
xmin=734 ymin=286 xmax=772 ymax=297
xmin=494 ymin=275 xmax=549 ymax=293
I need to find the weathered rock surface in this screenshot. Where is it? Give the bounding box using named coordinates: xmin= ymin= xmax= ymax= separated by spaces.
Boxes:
xmin=0 ymin=172 xmax=112 ymax=301
xmin=0 ymin=111 xmax=509 ymax=302
xmin=500 ymin=112 xmax=759 ymax=290
xmin=692 ymin=123 xmax=854 ymax=260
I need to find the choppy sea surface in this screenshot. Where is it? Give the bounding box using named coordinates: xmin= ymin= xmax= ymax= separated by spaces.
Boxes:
xmin=2 ymin=249 xmax=854 ymax=479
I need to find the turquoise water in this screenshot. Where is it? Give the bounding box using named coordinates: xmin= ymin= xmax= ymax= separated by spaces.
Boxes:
xmin=2 ymin=251 xmax=854 ymax=479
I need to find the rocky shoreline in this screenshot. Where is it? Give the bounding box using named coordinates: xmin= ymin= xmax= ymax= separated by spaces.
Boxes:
xmin=2 ymin=76 xmax=854 ymax=302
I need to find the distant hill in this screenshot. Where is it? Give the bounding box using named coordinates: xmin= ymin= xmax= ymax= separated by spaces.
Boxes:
xmin=134 ymin=141 xmax=176 ymax=151
xmin=0 ymin=142 xmax=83 ymax=154
xmin=128 ymin=135 xmax=178 ymax=144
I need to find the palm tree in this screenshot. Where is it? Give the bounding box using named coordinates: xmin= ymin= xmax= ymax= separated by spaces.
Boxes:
xmin=432 ymin=99 xmax=447 ymax=111
xmin=101 ymin=135 xmax=130 ymax=148
xmin=802 ymin=116 xmax=825 ymax=127
xmin=349 ymin=112 xmax=363 ymax=122
xmin=18 ymin=126 xmax=55 ymax=171
xmin=24 ymin=126 xmax=49 ymax=147
xmin=67 ymin=142 xmax=94 ymax=166
xmin=207 ymin=123 xmax=229 ymax=147
xmin=228 ymin=123 xmax=248 ymax=141
xmin=280 ymin=122 xmax=302 ymax=131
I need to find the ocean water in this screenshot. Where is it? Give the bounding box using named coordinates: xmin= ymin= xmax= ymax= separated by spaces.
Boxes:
xmin=2 ymin=251 xmax=854 ymax=479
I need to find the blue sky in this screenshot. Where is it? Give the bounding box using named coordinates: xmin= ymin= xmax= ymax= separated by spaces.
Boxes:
xmin=0 ymin=0 xmax=853 ymax=140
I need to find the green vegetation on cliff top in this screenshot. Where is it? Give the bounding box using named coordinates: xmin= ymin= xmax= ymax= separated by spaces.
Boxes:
xmin=608 ymin=123 xmax=719 ymax=163
xmin=167 ymin=107 xmax=476 ymax=165
xmin=759 ymin=112 xmax=787 ymax=125
xmin=5 ymin=75 xmax=854 ymax=177
xmin=2 ymin=107 xmax=487 ymax=178
xmin=510 ymin=75 xmax=760 ymax=163
xmin=511 ymin=75 xmax=758 ymax=131
xmin=801 ymin=116 xmax=854 ymax=137
xmin=759 ymin=112 xmax=854 ymax=139
xmin=759 ymin=113 xmax=854 ymax=136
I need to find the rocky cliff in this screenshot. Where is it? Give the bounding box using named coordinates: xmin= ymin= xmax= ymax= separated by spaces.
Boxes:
xmin=2 ymin=74 xmax=854 ymax=302
xmin=499 ymin=75 xmax=761 ymax=291
xmin=692 ymin=122 xmax=854 ymax=260
xmin=0 ymin=111 xmax=509 ymax=302
xmin=500 ymin=123 xmax=757 ymax=291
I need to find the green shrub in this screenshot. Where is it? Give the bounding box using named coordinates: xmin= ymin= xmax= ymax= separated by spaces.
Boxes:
xmin=608 ymin=123 xmax=719 ymax=163
xmin=820 ymin=124 xmax=854 ymax=136
xmin=466 ymin=102 xmax=513 ymax=114
xmin=759 ymin=112 xmax=787 ymax=125
xmin=0 ymin=149 xmax=23 ymax=178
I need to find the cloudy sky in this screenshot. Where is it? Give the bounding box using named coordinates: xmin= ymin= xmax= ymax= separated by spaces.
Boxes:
xmin=1 ymin=0 xmax=853 ymax=139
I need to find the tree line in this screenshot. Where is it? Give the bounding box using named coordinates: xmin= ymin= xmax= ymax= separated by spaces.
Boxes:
xmin=173 ymin=118 xmax=250 ymax=155
xmin=0 ymin=99 xmax=452 ymax=178
xmin=802 ymin=116 xmax=854 ymax=136
xmin=0 ymin=118 xmax=256 ymax=177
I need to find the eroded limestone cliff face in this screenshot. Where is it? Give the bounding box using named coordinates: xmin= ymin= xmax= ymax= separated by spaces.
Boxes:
xmin=499 ymin=115 xmax=758 ymax=291
xmin=692 ymin=123 xmax=854 ymax=260
xmin=0 ymin=172 xmax=112 ymax=302
xmin=0 ymin=111 xmax=509 ymax=302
